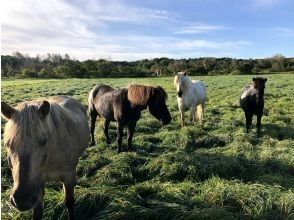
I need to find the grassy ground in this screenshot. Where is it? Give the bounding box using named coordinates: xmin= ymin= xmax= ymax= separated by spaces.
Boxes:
xmin=1 ymin=74 xmax=294 ymax=219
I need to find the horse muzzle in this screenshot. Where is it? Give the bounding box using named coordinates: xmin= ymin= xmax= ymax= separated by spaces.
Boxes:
xmin=10 ymin=191 xmax=38 ymax=211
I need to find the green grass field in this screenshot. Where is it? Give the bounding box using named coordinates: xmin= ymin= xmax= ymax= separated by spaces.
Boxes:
xmin=1 ymin=74 xmax=294 ymax=219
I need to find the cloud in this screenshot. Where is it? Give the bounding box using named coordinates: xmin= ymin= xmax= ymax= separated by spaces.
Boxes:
xmin=1 ymin=0 xmax=251 ymax=61
xmin=174 ymin=24 xmax=228 ymax=34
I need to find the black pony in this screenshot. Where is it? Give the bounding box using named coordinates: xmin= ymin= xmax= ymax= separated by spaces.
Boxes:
xmin=240 ymin=77 xmax=267 ymax=135
xmin=88 ymin=84 xmax=172 ymax=152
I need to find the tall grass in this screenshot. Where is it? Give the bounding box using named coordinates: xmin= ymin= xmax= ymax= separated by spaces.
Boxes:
xmin=1 ymin=74 xmax=293 ymax=219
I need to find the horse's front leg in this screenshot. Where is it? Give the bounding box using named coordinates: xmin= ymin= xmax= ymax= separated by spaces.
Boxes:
xmin=127 ymin=121 xmax=137 ymax=151
xmin=179 ymin=105 xmax=185 ymax=127
xmin=103 ymin=119 xmax=111 ymax=144
xmin=89 ymin=110 xmax=98 ymax=146
xmin=245 ymin=112 xmax=253 ymax=133
xmin=116 ymin=122 xmax=124 ymax=153
xmin=257 ymin=114 xmax=262 ymax=136
xmin=63 ymin=180 xmax=76 ymax=220
xmin=32 ymin=185 xmax=45 ymax=220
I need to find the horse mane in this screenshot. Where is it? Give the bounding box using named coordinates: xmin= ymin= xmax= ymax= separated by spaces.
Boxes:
xmin=3 ymin=99 xmax=73 ymax=148
xmin=253 ymin=77 xmax=267 ymax=89
xmin=127 ymin=85 xmax=168 ymax=107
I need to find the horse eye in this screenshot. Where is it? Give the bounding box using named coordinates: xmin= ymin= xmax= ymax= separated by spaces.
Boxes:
xmin=38 ymin=138 xmax=47 ymax=146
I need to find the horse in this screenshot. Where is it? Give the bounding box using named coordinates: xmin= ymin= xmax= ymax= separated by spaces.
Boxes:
xmin=1 ymin=96 xmax=89 ymax=220
xmin=174 ymin=72 xmax=206 ymax=127
xmin=88 ymin=84 xmax=172 ymax=153
xmin=240 ymin=77 xmax=267 ymax=135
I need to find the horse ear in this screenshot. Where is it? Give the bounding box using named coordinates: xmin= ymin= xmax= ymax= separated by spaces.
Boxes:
xmin=1 ymin=102 xmax=16 ymax=120
xmin=38 ymin=101 xmax=50 ymax=119
xmin=264 ymin=78 xmax=267 ymax=82
xmin=183 ymin=72 xmax=187 ymax=76
xmin=252 ymin=77 xmax=256 ymax=81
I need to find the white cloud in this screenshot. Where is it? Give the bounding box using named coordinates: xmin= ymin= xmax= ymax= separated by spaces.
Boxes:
xmin=174 ymin=24 xmax=228 ymax=34
xmin=1 ymin=0 xmax=250 ymax=60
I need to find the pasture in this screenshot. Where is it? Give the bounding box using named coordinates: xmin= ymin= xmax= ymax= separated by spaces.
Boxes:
xmin=1 ymin=74 xmax=294 ymax=219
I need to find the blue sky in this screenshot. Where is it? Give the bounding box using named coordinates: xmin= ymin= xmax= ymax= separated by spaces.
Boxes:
xmin=1 ymin=0 xmax=294 ymax=61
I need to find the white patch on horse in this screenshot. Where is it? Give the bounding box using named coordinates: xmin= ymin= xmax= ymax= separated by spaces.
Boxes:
xmin=241 ymin=85 xmax=258 ymax=100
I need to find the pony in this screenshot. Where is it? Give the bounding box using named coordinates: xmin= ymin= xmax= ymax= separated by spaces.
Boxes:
xmin=174 ymin=72 xmax=206 ymax=127
xmin=88 ymin=84 xmax=172 ymax=153
xmin=240 ymin=77 xmax=267 ymax=135
xmin=1 ymin=96 xmax=89 ymax=220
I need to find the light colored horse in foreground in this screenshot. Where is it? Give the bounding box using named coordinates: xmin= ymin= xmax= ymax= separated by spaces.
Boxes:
xmin=174 ymin=72 xmax=206 ymax=127
xmin=1 ymin=96 xmax=89 ymax=220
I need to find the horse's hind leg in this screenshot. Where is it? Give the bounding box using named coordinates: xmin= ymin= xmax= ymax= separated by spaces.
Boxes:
xmin=190 ymin=107 xmax=196 ymax=124
xmin=199 ymin=103 xmax=205 ymax=123
xmin=127 ymin=121 xmax=137 ymax=151
xmin=89 ymin=110 xmax=98 ymax=146
xmin=104 ymin=119 xmax=111 ymax=144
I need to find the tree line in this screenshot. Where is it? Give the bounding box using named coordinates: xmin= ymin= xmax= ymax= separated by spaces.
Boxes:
xmin=1 ymin=52 xmax=294 ymax=78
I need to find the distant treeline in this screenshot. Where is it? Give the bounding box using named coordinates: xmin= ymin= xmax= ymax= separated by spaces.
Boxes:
xmin=1 ymin=52 xmax=294 ymax=78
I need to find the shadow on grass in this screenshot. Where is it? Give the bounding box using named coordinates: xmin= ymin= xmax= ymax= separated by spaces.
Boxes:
xmin=263 ymin=123 xmax=294 ymax=140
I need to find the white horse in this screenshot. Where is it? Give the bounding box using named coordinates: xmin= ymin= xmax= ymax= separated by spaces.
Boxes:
xmin=174 ymin=72 xmax=206 ymax=127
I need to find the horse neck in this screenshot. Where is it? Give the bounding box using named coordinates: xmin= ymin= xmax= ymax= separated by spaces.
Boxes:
xmin=181 ymin=77 xmax=192 ymax=93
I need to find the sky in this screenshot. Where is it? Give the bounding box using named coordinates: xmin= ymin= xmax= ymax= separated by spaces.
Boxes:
xmin=1 ymin=0 xmax=294 ymax=61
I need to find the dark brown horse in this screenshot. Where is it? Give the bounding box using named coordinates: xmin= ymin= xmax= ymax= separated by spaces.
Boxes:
xmin=240 ymin=77 xmax=267 ymax=135
xmin=88 ymin=84 xmax=172 ymax=152
xmin=1 ymin=96 xmax=89 ymax=220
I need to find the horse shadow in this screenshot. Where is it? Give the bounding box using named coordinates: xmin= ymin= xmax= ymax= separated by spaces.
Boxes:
xmin=262 ymin=123 xmax=294 ymax=140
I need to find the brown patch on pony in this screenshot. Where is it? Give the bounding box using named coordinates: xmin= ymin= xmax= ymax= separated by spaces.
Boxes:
xmin=127 ymin=85 xmax=168 ymax=107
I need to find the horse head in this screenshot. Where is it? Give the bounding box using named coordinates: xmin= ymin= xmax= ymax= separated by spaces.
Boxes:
xmin=127 ymin=85 xmax=172 ymax=125
xmin=174 ymin=72 xmax=187 ymax=97
xmin=2 ymin=101 xmax=50 ymax=211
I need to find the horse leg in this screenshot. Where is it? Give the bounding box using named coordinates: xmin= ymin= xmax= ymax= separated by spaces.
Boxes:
xmin=190 ymin=107 xmax=196 ymax=124
xmin=179 ymin=105 xmax=185 ymax=127
xmin=257 ymin=114 xmax=262 ymax=136
xmin=117 ymin=122 xmax=124 ymax=153
xmin=63 ymin=181 xmax=76 ymax=220
xmin=127 ymin=121 xmax=137 ymax=151
xmin=200 ymin=103 xmax=205 ymax=123
xmin=104 ymin=119 xmax=111 ymax=144
xmin=89 ymin=110 xmax=98 ymax=146
xmin=245 ymin=112 xmax=253 ymax=133
xmin=32 ymin=186 xmax=45 ymax=220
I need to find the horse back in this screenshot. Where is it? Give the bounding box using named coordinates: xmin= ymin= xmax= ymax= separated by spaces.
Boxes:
xmin=49 ymin=95 xmax=89 ymax=154
xmin=192 ymin=80 xmax=206 ymax=102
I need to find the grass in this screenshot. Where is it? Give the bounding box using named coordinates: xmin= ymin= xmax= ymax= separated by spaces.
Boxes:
xmin=1 ymin=74 xmax=294 ymax=219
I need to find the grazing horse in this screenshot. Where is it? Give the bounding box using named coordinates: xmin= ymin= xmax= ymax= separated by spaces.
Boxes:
xmin=88 ymin=84 xmax=172 ymax=152
xmin=174 ymin=72 xmax=206 ymax=127
xmin=1 ymin=96 xmax=89 ymax=220
xmin=240 ymin=77 xmax=267 ymax=135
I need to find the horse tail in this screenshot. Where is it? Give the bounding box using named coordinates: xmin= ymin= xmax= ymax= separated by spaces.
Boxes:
xmin=88 ymin=85 xmax=100 ymax=113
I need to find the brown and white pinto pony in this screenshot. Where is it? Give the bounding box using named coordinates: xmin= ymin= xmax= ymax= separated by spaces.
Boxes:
xmin=88 ymin=84 xmax=172 ymax=153
xmin=240 ymin=77 xmax=267 ymax=135
xmin=1 ymin=96 xmax=89 ymax=220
